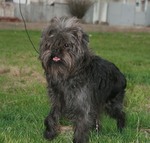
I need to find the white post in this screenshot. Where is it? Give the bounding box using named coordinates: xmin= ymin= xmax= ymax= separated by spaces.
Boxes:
xmin=93 ymin=0 xmax=101 ymax=23
xmin=101 ymin=2 xmax=108 ymax=23
xmin=13 ymin=0 xmax=30 ymax=4
xmin=145 ymin=0 xmax=148 ymax=11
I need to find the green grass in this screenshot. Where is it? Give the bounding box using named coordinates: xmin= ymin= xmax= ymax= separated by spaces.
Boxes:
xmin=0 ymin=30 xmax=150 ymax=143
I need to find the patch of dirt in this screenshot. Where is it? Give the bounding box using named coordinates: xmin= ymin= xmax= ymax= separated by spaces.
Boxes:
xmin=59 ymin=125 xmax=73 ymax=133
xmin=0 ymin=17 xmax=21 ymax=22
xmin=0 ymin=65 xmax=46 ymax=83
xmin=140 ymin=128 xmax=150 ymax=134
xmin=31 ymin=71 xmax=46 ymax=84
xmin=140 ymin=128 xmax=150 ymax=138
xmin=0 ymin=21 xmax=150 ymax=32
xmin=0 ymin=67 xmax=10 ymax=74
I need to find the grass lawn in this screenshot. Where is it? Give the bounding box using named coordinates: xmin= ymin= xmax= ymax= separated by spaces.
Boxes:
xmin=0 ymin=30 xmax=150 ymax=143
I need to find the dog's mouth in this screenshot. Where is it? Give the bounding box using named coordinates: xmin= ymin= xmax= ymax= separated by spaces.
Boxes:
xmin=52 ymin=56 xmax=61 ymax=62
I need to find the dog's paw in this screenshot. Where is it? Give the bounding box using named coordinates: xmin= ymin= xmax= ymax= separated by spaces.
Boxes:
xmin=73 ymin=138 xmax=87 ymax=143
xmin=43 ymin=130 xmax=57 ymax=140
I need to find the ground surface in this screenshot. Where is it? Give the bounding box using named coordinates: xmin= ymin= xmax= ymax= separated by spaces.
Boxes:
xmin=0 ymin=21 xmax=150 ymax=32
xmin=0 ymin=25 xmax=150 ymax=143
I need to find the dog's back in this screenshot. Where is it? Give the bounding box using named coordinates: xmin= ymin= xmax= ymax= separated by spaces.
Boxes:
xmin=86 ymin=55 xmax=126 ymax=132
xmin=88 ymin=55 xmax=126 ymax=101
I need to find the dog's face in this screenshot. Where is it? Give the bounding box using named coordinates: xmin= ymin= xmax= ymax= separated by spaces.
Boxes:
xmin=39 ymin=17 xmax=90 ymax=79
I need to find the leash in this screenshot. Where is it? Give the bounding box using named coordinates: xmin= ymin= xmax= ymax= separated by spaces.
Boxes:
xmin=19 ymin=0 xmax=39 ymax=54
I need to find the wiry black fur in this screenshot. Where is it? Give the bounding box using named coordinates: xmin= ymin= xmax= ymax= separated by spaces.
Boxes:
xmin=39 ymin=17 xmax=126 ymax=143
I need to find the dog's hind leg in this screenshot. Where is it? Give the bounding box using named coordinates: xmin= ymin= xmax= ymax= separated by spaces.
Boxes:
xmin=92 ymin=113 xmax=102 ymax=133
xmin=105 ymin=91 xmax=126 ymax=132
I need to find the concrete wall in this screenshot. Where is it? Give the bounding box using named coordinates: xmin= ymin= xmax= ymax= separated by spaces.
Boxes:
xmin=146 ymin=5 xmax=150 ymax=26
xmin=83 ymin=3 xmax=94 ymax=23
xmin=107 ymin=2 xmax=150 ymax=26
xmin=0 ymin=2 xmax=14 ymax=17
xmin=14 ymin=2 xmax=101 ymax=23
xmin=14 ymin=2 xmax=71 ymax=22
xmin=135 ymin=11 xmax=146 ymax=26
xmin=107 ymin=2 xmax=135 ymax=26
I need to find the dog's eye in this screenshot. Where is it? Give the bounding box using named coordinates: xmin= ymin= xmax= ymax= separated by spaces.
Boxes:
xmin=64 ymin=43 xmax=69 ymax=48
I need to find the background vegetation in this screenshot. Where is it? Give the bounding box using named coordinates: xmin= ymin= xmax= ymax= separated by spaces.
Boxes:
xmin=67 ymin=0 xmax=93 ymax=19
xmin=0 ymin=30 xmax=150 ymax=143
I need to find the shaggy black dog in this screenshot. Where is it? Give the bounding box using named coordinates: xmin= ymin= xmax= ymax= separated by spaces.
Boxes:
xmin=39 ymin=17 xmax=126 ymax=143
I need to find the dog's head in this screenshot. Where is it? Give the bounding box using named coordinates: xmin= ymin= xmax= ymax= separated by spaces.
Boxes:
xmin=39 ymin=17 xmax=90 ymax=80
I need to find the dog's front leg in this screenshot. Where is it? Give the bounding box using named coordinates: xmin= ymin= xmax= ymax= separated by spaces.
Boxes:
xmin=73 ymin=118 xmax=90 ymax=143
xmin=43 ymin=99 xmax=61 ymax=140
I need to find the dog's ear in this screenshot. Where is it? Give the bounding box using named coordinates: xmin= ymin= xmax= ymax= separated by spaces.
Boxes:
xmin=78 ymin=30 xmax=89 ymax=47
xmin=71 ymin=28 xmax=89 ymax=45
xmin=82 ymin=32 xmax=89 ymax=45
